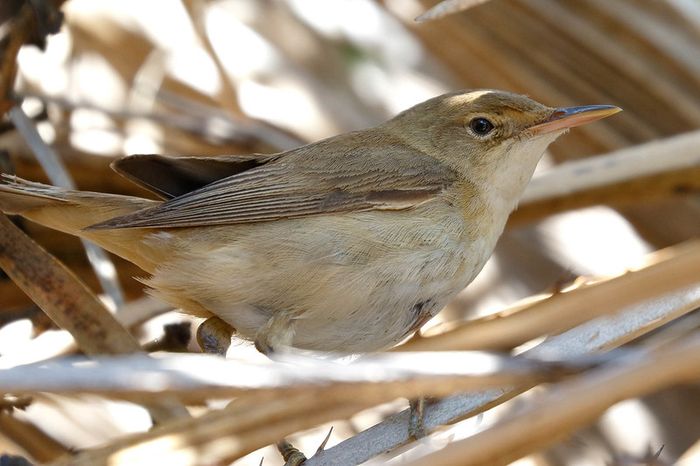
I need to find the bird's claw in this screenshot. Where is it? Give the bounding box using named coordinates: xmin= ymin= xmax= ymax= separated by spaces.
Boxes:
xmin=408 ymin=398 xmax=428 ymax=440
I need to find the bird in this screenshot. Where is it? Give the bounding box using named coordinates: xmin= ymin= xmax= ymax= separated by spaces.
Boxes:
xmin=0 ymin=89 xmax=620 ymax=354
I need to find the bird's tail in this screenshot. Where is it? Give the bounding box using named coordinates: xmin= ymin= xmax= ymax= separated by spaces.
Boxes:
xmin=0 ymin=174 xmax=162 ymax=272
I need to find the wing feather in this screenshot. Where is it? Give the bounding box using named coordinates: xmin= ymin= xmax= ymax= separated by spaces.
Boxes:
xmin=113 ymin=153 xmax=279 ymax=199
xmin=90 ymin=134 xmax=457 ymax=229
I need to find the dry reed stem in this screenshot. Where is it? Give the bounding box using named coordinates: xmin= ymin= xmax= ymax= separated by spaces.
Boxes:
xmin=49 ymin=392 xmax=370 ymax=466
xmin=181 ymin=0 xmax=242 ymax=116
xmin=0 ymin=351 xmax=585 ymax=402
xmin=0 ymin=413 xmax=71 ymax=463
xmin=513 ymin=165 xmax=700 ymax=226
xmin=405 ymin=333 xmax=700 ymax=466
xmin=0 ymin=215 xmax=139 ymax=354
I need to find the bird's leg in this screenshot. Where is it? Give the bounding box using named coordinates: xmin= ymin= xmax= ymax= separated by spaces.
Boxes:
xmin=275 ymin=427 xmax=332 ymax=465
xmin=408 ymin=396 xmax=442 ymax=439
xmin=196 ymin=316 xmax=235 ymax=355
xmin=276 ymin=440 xmax=306 ymax=466
xmin=408 ymin=397 xmax=427 ymax=439
xmin=254 ymin=312 xmax=295 ymax=356
xmin=261 ymin=314 xmax=305 ymax=465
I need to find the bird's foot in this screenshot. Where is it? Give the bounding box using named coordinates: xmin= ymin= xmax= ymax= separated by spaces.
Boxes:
xmin=196 ymin=316 xmax=235 ymax=355
xmin=255 ymin=313 xmax=295 ymax=357
xmin=254 ymin=336 xmax=276 ymax=356
xmin=275 ymin=427 xmax=333 ymax=466
xmin=276 ymin=439 xmax=306 ymax=466
xmin=408 ymin=397 xmax=428 ymax=440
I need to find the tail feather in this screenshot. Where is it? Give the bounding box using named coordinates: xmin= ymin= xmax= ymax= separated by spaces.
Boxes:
xmin=0 ymin=174 xmax=162 ymax=272
xmin=0 ymin=175 xmax=72 ymax=214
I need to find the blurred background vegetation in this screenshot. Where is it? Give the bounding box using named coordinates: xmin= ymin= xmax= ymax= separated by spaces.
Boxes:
xmin=1 ymin=1 xmax=700 ymax=465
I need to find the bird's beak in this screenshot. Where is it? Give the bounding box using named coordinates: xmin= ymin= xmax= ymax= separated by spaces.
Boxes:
xmin=529 ymin=105 xmax=622 ymax=135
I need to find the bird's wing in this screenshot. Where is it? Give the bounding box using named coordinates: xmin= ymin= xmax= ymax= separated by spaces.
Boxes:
xmin=90 ymin=136 xmax=457 ymax=229
xmin=112 ymin=153 xmax=280 ymax=199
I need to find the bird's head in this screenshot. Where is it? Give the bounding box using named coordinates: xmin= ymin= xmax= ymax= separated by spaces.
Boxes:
xmin=385 ymin=89 xmax=620 ymax=201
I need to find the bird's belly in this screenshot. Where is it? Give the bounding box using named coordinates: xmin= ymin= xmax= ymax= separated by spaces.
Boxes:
xmin=146 ymin=207 xmax=492 ymax=352
xmin=287 ymin=250 xmax=467 ymax=352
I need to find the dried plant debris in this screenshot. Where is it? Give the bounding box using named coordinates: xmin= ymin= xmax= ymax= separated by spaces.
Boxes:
xmin=416 ymin=0 xmax=492 ymax=22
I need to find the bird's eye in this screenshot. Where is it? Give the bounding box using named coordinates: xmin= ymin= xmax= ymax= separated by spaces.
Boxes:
xmin=469 ymin=117 xmax=494 ymax=136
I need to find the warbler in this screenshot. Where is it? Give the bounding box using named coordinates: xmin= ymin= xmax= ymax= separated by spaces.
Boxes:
xmin=0 ymin=90 xmax=619 ymax=354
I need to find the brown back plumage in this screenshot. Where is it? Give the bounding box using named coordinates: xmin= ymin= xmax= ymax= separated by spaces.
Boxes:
xmin=90 ymin=131 xmax=458 ymax=230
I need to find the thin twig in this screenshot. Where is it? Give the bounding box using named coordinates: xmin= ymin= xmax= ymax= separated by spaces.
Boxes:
xmin=181 ymin=0 xmax=242 ymax=115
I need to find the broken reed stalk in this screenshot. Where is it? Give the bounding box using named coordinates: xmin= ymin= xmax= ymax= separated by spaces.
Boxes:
xmin=0 ymin=215 xmax=138 ymax=354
